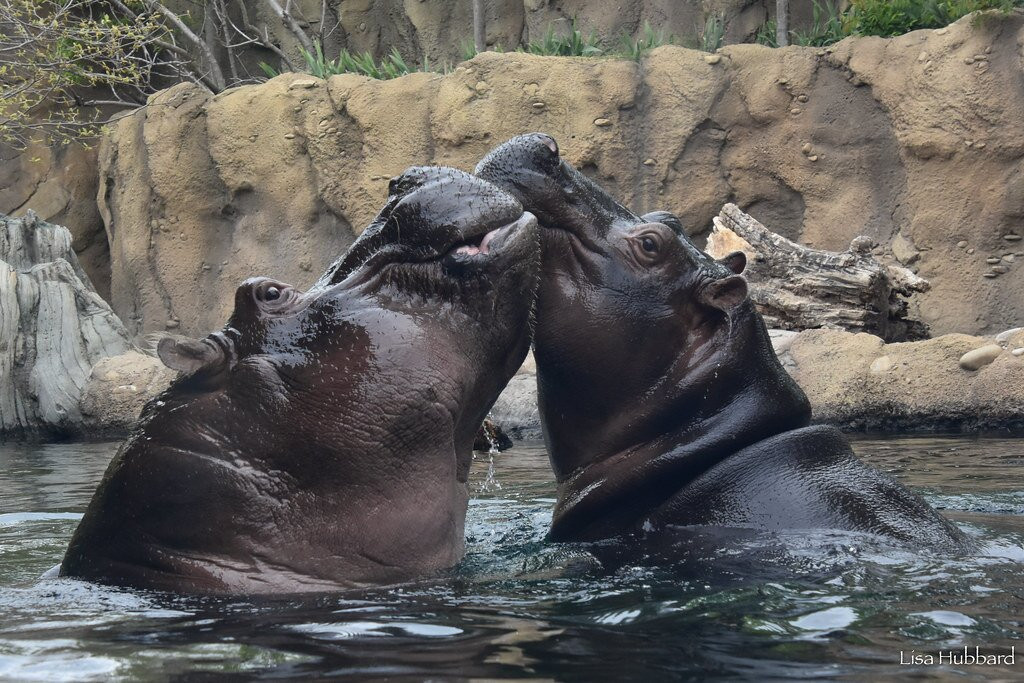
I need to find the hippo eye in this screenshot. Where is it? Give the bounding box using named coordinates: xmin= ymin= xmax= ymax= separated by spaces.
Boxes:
xmin=641 ymin=236 xmax=658 ymax=253
xmin=264 ymin=286 xmax=281 ymax=301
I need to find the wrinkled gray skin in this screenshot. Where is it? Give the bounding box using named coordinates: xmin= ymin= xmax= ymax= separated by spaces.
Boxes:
xmin=477 ymin=134 xmax=967 ymax=550
xmin=61 ymin=167 xmax=541 ymax=594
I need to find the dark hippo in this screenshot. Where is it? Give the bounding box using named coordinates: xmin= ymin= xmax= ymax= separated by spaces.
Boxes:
xmin=60 ymin=167 xmax=541 ymax=594
xmin=476 ymin=134 xmax=966 ymax=549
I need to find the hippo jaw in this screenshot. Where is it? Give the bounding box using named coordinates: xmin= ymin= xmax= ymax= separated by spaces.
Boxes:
xmin=317 ymin=167 xmax=539 ymax=309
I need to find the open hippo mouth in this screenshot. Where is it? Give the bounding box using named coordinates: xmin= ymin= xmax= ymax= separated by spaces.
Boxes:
xmin=443 ymin=214 xmax=535 ymax=268
xmin=317 ymin=167 xmax=537 ymax=290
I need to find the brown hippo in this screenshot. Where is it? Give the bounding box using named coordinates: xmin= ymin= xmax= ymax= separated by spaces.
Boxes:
xmin=476 ymin=134 xmax=967 ymax=549
xmin=60 ymin=167 xmax=541 ymax=594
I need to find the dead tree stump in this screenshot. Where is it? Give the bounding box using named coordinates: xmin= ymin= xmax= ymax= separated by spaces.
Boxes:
xmin=706 ymin=203 xmax=930 ymax=342
xmin=1 ymin=211 xmax=131 ymax=436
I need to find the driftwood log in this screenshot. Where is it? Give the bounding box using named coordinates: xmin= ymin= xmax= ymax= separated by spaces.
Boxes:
xmin=706 ymin=204 xmax=930 ymax=342
xmin=1 ymin=211 xmax=131 ymax=437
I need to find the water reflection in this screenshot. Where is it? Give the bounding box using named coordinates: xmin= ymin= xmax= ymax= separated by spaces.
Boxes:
xmin=0 ymin=435 xmax=1021 ymax=679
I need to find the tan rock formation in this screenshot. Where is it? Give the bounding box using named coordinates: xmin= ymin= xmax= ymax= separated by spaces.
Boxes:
xmin=79 ymin=351 xmax=176 ymax=436
xmin=782 ymin=328 xmax=1024 ymax=430
xmin=99 ymin=13 xmax=1024 ymax=338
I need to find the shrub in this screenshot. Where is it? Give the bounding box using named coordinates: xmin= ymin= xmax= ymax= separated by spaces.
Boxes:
xmin=620 ymin=21 xmax=677 ymax=60
xmin=755 ymin=19 xmax=779 ymax=47
xmin=700 ymin=13 xmax=726 ymax=52
xmin=845 ymin=0 xmax=1020 ymax=37
xmin=522 ymin=19 xmax=602 ymax=56
xmin=792 ymin=0 xmax=846 ymax=46
xmin=260 ymin=43 xmax=416 ymax=80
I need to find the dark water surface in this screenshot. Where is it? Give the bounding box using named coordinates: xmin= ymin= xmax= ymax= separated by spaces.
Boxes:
xmin=1 ymin=435 xmax=1022 ymax=680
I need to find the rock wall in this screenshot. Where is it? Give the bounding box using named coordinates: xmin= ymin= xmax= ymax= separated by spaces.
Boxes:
xmin=0 ymin=213 xmax=131 ymax=437
xmin=99 ymin=13 xmax=1024 ymax=338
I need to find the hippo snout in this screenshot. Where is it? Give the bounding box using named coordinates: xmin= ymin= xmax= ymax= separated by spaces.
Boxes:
xmin=475 ymin=132 xmax=562 ymax=182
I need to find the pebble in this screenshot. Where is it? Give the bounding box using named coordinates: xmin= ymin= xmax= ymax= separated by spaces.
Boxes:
xmin=801 ymin=143 xmax=813 ymax=154
xmin=964 ymin=57 xmax=975 ymax=65
xmin=704 ymin=54 xmax=721 ymax=64
xmin=797 ymin=94 xmax=809 ymax=103
xmin=995 ymin=327 xmax=1023 ymax=343
xmin=1004 ymin=234 xmax=1022 ymax=241
xmin=986 ymin=257 xmax=1002 ymax=264
xmin=532 ymin=102 xmax=545 ymax=109
xmin=1013 ymin=348 xmax=1024 ymax=357
xmin=768 ymin=329 xmax=800 ymax=355
xmin=918 ymin=51 xmax=928 ymax=62
xmin=869 ymin=356 xmax=893 ymax=374
xmin=165 ymin=320 xmax=180 ymax=329
xmin=983 ymin=272 xmax=997 ymax=278
xmin=809 ymin=155 xmax=818 ymax=162
xmin=643 ymin=158 xmax=656 ymax=166
xmin=991 ymin=266 xmax=1009 ymax=274
xmin=973 ymin=54 xmax=987 ymax=61
xmin=1004 ymin=254 xmax=1016 ymax=263
xmin=284 ymin=133 xmax=296 ymax=139
xmin=790 ymin=108 xmax=802 ymax=115
xmin=959 ymin=344 xmax=1003 ymax=370
xmin=594 ymin=118 xmax=612 ymax=127
xmin=967 ymin=248 xmax=975 ymax=254
xmin=935 ymin=27 xmax=948 ymax=35
xmin=956 ymin=240 xmax=968 ymax=248
xmin=975 ymin=142 xmax=986 ymax=149
xmin=288 ymin=79 xmax=318 ymax=89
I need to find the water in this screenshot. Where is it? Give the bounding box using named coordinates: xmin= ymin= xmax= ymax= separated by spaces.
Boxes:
xmin=1 ymin=435 xmax=1022 ymax=680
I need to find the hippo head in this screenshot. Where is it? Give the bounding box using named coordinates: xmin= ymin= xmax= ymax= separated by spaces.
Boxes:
xmin=66 ymin=166 xmax=541 ymax=593
xmin=477 ymin=134 xmax=808 ymax=485
xmin=158 ymin=166 xmax=539 ymax=415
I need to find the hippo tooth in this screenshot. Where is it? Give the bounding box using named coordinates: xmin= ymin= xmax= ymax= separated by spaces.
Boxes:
xmin=480 ymin=228 xmax=500 ymax=255
xmin=455 ymin=244 xmax=480 ymax=255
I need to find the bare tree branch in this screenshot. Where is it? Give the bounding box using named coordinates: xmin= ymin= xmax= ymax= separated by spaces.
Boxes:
xmin=141 ymin=0 xmax=227 ymax=90
xmin=261 ymin=0 xmax=315 ymax=53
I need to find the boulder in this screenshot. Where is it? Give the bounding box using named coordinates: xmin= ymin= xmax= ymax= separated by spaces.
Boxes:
xmin=783 ymin=329 xmax=1024 ymax=431
xmin=0 ymin=212 xmax=131 ymax=437
xmin=79 ymin=350 xmax=176 ymax=436
xmin=489 ymin=374 xmax=542 ymax=441
xmin=98 ymin=13 xmax=1024 ymax=339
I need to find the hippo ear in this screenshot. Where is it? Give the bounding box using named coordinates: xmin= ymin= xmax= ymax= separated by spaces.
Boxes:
xmin=157 ymin=336 xmax=227 ymax=375
xmin=718 ymin=250 xmax=747 ymax=275
xmin=699 ymin=275 xmax=748 ymax=313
